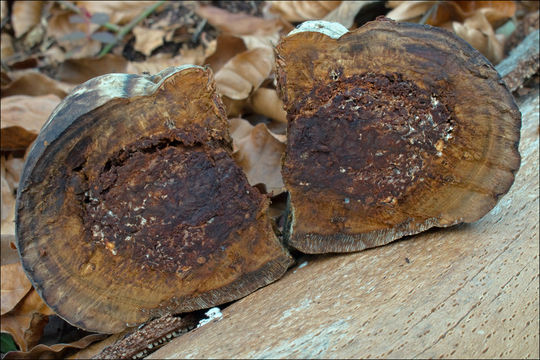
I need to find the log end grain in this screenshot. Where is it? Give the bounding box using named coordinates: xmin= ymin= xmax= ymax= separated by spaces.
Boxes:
xmin=16 ymin=66 xmax=293 ymax=333
xmin=277 ymin=19 xmax=522 ymax=253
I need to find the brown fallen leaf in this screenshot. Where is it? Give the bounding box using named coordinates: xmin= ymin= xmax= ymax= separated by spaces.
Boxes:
xmin=55 ymin=54 xmax=128 ymax=84
xmin=215 ymin=48 xmax=274 ymax=100
xmin=126 ymin=47 xmax=207 ymax=74
xmin=1 ymin=70 xmax=74 ymax=99
xmin=1 ymin=263 xmax=32 ymax=315
xmin=387 ymin=1 xmax=516 ymax=27
xmin=1 ymin=1 xmax=7 ymax=21
xmin=66 ymin=331 xmax=129 ymax=360
xmin=1 ymin=156 xmax=16 ymax=236
xmin=45 ymin=8 xmax=102 ymax=59
xmin=11 ymin=1 xmax=43 ymax=38
xmin=77 ymin=1 xmax=163 ymax=25
xmin=1 ymin=234 xmax=19 ymax=266
xmin=267 ymin=1 xmax=341 ymax=22
xmin=195 ymin=5 xmax=293 ymax=36
xmin=204 ymin=34 xmax=247 ymax=72
xmin=1 ymin=95 xmax=61 ymax=151
xmin=46 ymin=8 xmax=99 ymax=40
xmin=323 ymin=1 xmax=376 ymax=29
xmin=386 ymin=1 xmax=434 ymax=23
xmin=453 ymin=10 xmax=505 ymax=64
xmin=240 ymin=32 xmax=281 ymax=51
xmin=386 ymin=1 xmax=514 ymax=64
xmin=3 ymin=334 xmax=107 ymax=360
xmin=4 ymin=154 xmax=25 ymax=191
xmin=1 ymin=33 xmax=15 ymax=59
xmin=132 ymin=26 xmax=165 ymax=56
xmin=230 ymin=118 xmax=286 ymax=195
xmin=248 ymin=87 xmax=287 ymax=123
xmin=1 ymin=289 xmax=55 ymax=351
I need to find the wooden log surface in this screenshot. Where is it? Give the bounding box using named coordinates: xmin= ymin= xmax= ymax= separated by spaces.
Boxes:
xmin=148 ymin=91 xmax=539 ymax=359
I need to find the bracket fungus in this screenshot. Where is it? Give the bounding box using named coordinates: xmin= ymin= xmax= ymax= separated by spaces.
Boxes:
xmin=276 ymin=19 xmax=521 ymax=254
xmin=15 ymin=66 xmax=293 ymax=333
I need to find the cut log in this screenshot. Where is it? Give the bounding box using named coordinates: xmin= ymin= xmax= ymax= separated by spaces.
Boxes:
xmin=276 ymin=19 xmax=521 ymax=253
xmin=15 ymin=66 xmax=293 ymax=333
xmin=147 ymin=89 xmax=539 ymax=360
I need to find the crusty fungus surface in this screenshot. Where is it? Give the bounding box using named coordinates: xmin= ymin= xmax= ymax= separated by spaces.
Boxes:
xmin=276 ymin=19 xmax=521 ymax=253
xmin=16 ymin=66 xmax=293 ymax=333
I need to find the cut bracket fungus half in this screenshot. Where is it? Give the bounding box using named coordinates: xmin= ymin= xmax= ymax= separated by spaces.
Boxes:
xmin=15 ymin=66 xmax=293 ymax=333
xmin=276 ymin=19 xmax=521 ymax=254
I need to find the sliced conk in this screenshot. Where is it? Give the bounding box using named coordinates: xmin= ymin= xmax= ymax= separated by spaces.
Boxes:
xmin=276 ymin=19 xmax=521 ymax=253
xmin=16 ymin=66 xmax=293 ymax=333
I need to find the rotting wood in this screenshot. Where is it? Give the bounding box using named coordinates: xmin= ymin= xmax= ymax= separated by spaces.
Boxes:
xmin=15 ymin=65 xmax=293 ymax=334
xmin=148 ymin=90 xmax=539 ymax=360
xmin=276 ymin=19 xmax=521 ymax=253
xmin=94 ymin=314 xmax=198 ymax=359
xmin=497 ymin=29 xmax=539 ymax=92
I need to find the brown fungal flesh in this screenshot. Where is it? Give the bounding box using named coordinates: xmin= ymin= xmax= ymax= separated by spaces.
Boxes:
xmin=16 ymin=66 xmax=293 ymax=333
xmin=276 ymin=19 xmax=521 ymax=253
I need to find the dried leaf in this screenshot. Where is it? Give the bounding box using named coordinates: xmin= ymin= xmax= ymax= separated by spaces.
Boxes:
xmin=3 ymin=334 xmax=107 ymax=360
xmin=47 ymin=9 xmax=98 ymax=40
xmin=248 ymin=87 xmax=287 ymax=123
xmin=126 ymin=47 xmax=207 ymax=74
xmin=204 ymin=34 xmax=247 ymax=72
xmin=1 ymin=158 xmax=15 ymax=236
xmin=1 ymin=234 xmax=19 ymax=265
xmin=1 ymin=263 xmax=32 ymax=315
xmin=132 ymin=26 xmax=165 ymax=56
xmin=1 ymin=1 xmax=7 ymax=22
xmin=453 ymin=10 xmax=504 ymax=64
xmin=1 ymin=95 xmax=61 ymax=151
xmin=387 ymin=1 xmax=516 ymax=27
xmin=5 ymin=155 xmax=25 ymax=191
xmin=215 ymin=48 xmax=274 ymax=100
xmin=55 ymin=54 xmax=128 ymax=84
xmin=0 ymin=289 xmax=54 ymax=351
xmin=76 ymin=1 xmax=163 ymax=25
xmin=1 ymin=70 xmax=74 ymax=99
xmin=240 ymin=32 xmax=281 ymax=51
xmin=195 ymin=5 xmax=293 ymax=36
xmin=12 ymin=1 xmax=43 ymax=38
xmin=1 ymin=33 xmax=15 ymax=59
xmin=386 ymin=1 xmax=434 ymax=22
xmin=268 ymin=1 xmax=341 ymax=22
xmin=323 ymin=1 xmax=376 ymax=29
xmin=66 ymin=331 xmax=128 ymax=359
xmin=230 ymin=118 xmax=286 ymax=195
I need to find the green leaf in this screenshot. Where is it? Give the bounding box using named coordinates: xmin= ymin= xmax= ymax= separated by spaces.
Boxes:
xmin=1 ymin=332 xmax=18 ymax=353
xmin=60 ymin=31 xmax=87 ymax=42
xmin=90 ymin=12 xmax=110 ymax=25
xmin=68 ymin=14 xmax=86 ymax=24
xmin=91 ymin=31 xmax=117 ymax=44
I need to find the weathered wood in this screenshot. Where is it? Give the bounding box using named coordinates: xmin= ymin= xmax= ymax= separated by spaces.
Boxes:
xmin=149 ymin=91 xmax=539 ymax=359
xmin=497 ymin=30 xmax=539 ymax=92
xmin=277 ymin=19 xmax=521 ymax=253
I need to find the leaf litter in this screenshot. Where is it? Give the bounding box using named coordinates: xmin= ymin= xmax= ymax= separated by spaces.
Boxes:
xmin=0 ymin=0 xmax=536 ymax=358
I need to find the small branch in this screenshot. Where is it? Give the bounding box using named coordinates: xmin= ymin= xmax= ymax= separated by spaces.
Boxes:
xmin=98 ymin=0 xmax=166 ymax=58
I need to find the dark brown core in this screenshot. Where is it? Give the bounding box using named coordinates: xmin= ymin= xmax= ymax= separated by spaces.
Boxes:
xmin=80 ymin=134 xmax=261 ymax=274
xmin=284 ymin=72 xmax=455 ymax=206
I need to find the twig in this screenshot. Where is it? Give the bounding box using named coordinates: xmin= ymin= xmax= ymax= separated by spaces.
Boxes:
xmin=98 ymin=0 xmax=166 ymax=58
xmin=191 ymin=19 xmax=207 ymax=44
xmin=418 ymin=2 xmax=439 ymax=25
